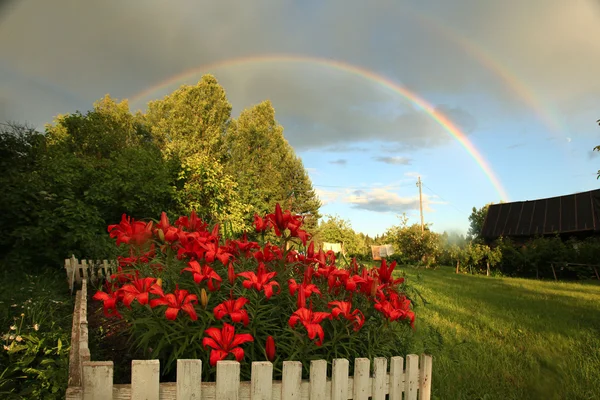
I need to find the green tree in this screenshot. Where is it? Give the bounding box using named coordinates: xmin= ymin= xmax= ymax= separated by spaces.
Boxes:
xmin=468 ymin=203 xmax=493 ymax=242
xmin=279 ymin=154 xmax=321 ymax=231
xmin=172 ymin=153 xmax=249 ymax=233
xmin=145 ymin=75 xmax=232 ymax=160
xmin=315 ymin=215 xmax=366 ymax=256
xmin=386 ymin=214 xmax=441 ymax=267
xmin=225 ymin=100 xmax=320 ymax=226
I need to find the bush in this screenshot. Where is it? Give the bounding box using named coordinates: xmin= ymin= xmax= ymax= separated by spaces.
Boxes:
xmin=386 ymin=216 xmax=442 ymax=267
xmin=92 ymin=204 xmax=416 ymax=380
xmin=0 ymin=271 xmax=72 ymax=399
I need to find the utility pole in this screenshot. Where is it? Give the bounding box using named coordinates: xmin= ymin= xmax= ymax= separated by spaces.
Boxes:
xmin=417 ymin=176 xmax=424 ymax=233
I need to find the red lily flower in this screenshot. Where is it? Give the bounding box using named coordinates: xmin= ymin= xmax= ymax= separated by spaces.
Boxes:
xmin=288 ymin=279 xmax=321 ymax=299
xmin=328 ymin=301 xmax=365 ymax=331
xmin=92 ymin=284 xmax=122 ymax=319
xmin=253 ymin=213 xmax=271 ymax=233
xmin=266 ymin=203 xmax=303 ymax=237
xmin=238 ymin=263 xmax=281 ymax=299
xmin=202 ymin=323 xmax=254 ymax=366
xmin=286 ymin=218 xmax=310 ymax=246
xmin=213 ymin=297 xmax=250 ymax=326
xmin=175 ymin=210 xmax=208 ymax=232
xmin=119 ymin=276 xmax=162 ymax=307
xmin=288 ymin=266 xmax=321 ymax=301
xmin=201 ymin=242 xmax=232 ymax=266
xmin=182 ymin=261 xmax=222 ymax=291
xmin=108 ymin=214 xmax=154 ymax=246
xmin=177 ymin=235 xmax=209 ymax=260
xmin=265 ymin=336 xmax=276 ymax=362
xmin=376 ymin=259 xmax=405 ymax=286
xmin=150 ymin=287 xmax=198 ymax=321
xmin=229 ymin=235 xmax=261 ymax=258
xmin=357 ymin=268 xmax=383 ymax=298
xmin=163 ymin=226 xmax=180 ymax=243
xmin=252 ymin=244 xmax=283 ymax=263
xmin=374 ymin=292 xmax=415 ymax=328
xmin=288 ymin=307 xmax=331 ymax=346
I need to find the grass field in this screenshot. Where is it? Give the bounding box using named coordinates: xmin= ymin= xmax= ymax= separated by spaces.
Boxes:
xmin=399 ymin=266 xmax=600 ymax=400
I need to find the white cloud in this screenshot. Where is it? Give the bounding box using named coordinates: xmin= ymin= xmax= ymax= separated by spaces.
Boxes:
xmin=342 ymin=187 xmax=445 ymax=213
xmin=314 ymin=188 xmax=340 ymax=206
xmin=373 ymin=156 xmax=412 ymax=165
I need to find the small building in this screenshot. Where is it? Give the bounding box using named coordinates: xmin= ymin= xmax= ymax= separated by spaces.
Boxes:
xmin=481 ymin=189 xmax=600 ymax=243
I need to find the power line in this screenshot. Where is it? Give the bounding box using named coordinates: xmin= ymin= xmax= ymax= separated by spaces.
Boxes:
xmin=422 ymin=183 xmax=468 ymax=216
xmin=312 ymin=183 xmax=408 ymax=190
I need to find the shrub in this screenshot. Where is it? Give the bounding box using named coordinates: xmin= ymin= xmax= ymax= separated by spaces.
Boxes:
xmin=0 ymin=271 xmax=72 ymax=399
xmin=92 ymin=204 xmax=416 ymax=380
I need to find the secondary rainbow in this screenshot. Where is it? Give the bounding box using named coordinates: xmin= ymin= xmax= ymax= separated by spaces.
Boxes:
xmin=129 ymin=55 xmax=509 ymax=201
xmin=410 ymin=10 xmax=565 ymax=137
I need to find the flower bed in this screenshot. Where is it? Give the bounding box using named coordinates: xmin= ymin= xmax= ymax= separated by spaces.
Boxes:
xmin=66 ymin=204 xmax=431 ymax=398
xmin=66 ymin=282 xmax=432 ymax=399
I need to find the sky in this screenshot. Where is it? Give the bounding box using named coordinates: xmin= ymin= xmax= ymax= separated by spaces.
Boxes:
xmin=1 ymin=0 xmax=599 ymax=237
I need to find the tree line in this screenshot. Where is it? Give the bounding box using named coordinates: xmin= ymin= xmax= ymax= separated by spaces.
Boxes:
xmin=0 ymin=75 xmax=321 ymax=271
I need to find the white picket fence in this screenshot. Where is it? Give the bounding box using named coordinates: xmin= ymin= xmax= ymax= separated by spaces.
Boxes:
xmin=65 ymin=279 xmax=433 ymax=399
xmin=64 ymin=256 xmax=117 ymax=293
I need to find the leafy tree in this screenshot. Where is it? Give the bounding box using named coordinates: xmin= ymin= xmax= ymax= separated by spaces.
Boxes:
xmin=172 ymin=153 xmax=249 ymax=233
xmin=279 ymin=154 xmax=321 ymax=231
xmin=386 ymin=214 xmax=441 ymax=267
xmin=225 ymin=100 xmax=320 ymax=226
xmin=46 ymin=95 xmax=146 ymax=157
xmin=467 ymin=203 xmax=493 ymax=242
xmin=144 ymin=75 xmax=232 ymax=160
xmin=315 ymin=215 xmax=366 ymax=256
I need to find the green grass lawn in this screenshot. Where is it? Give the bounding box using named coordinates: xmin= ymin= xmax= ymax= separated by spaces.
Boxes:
xmin=399 ymin=266 xmax=600 ymax=400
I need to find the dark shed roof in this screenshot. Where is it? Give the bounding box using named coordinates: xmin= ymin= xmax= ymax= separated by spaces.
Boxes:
xmin=481 ymin=189 xmax=600 ymax=239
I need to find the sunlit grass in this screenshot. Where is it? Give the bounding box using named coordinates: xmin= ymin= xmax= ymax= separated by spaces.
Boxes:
xmin=397 ymin=266 xmax=600 ymax=400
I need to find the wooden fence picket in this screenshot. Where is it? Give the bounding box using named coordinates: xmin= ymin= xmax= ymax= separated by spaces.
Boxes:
xmin=331 ymin=358 xmax=349 ymax=400
xmin=132 ymin=360 xmax=160 ymax=400
xmin=353 ymin=358 xmax=370 ymax=400
xmin=177 ymin=359 xmax=202 ymax=399
xmin=309 ymin=359 xmax=327 ymax=400
xmin=372 ymin=357 xmax=387 ymax=400
xmin=250 ymin=361 xmax=273 ymax=400
xmin=281 ymin=361 xmax=302 ymax=399
xmin=217 ymin=361 xmax=241 ymax=400
xmin=389 ymin=356 xmax=404 ymax=400
xmin=405 ymin=354 xmax=420 ymax=400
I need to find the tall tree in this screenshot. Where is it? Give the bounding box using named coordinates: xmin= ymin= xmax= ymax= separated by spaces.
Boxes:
xmin=279 ymin=154 xmax=321 ymax=230
xmin=145 ymin=75 xmax=232 ymax=160
xmin=468 ymin=203 xmax=493 ymax=243
xmin=225 ymin=100 xmax=320 ymax=225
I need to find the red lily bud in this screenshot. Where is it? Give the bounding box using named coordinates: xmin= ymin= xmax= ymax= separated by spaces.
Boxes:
xmin=200 ymin=289 xmax=208 ymax=309
xmin=370 ymin=278 xmax=379 ymax=297
xmin=265 ymin=336 xmax=276 ymax=362
xmin=297 ymin=285 xmax=306 ymax=308
xmin=228 ymin=263 xmax=236 ymax=285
